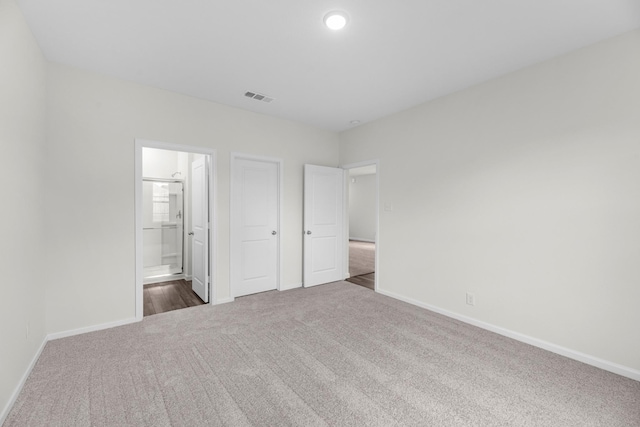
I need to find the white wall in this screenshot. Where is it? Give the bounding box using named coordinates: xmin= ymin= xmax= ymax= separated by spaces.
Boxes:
xmin=349 ymin=173 xmax=377 ymax=241
xmin=142 ymin=147 xmax=186 ymax=179
xmin=44 ymin=63 xmax=339 ymax=334
xmin=340 ymin=29 xmax=640 ymax=372
xmin=0 ymin=0 xmax=47 ymax=421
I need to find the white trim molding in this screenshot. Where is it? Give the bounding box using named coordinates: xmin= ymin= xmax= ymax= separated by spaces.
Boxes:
xmin=143 ymin=274 xmax=185 ymax=285
xmin=0 ymin=337 xmax=48 ymax=426
xmin=135 ymin=139 xmax=218 ymax=319
xmin=1 ymin=316 xmax=134 ymax=424
xmin=2 ymin=316 xmax=136 ymax=423
xmin=377 ymin=288 xmax=640 ymax=382
xmin=47 ymin=317 xmax=138 ymax=341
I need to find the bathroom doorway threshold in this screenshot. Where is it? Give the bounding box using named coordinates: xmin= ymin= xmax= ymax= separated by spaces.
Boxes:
xmin=143 ymin=279 xmax=205 ymax=317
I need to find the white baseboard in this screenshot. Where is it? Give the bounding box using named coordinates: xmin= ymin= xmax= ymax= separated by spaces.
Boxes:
xmin=0 ymin=336 xmax=48 ymax=426
xmin=349 ymin=237 xmax=375 ymax=243
xmin=143 ymin=274 xmax=185 ymax=285
xmin=2 ymin=317 xmax=140 ymax=423
xmin=47 ymin=317 xmax=139 ymax=341
xmin=279 ymin=282 xmax=302 ymax=291
xmin=215 ymin=297 xmax=234 ymax=305
xmin=377 ymin=288 xmax=640 ymax=382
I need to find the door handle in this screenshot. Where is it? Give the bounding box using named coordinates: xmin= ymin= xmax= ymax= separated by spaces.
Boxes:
xmin=188 ymin=232 xmax=194 ymax=236
xmin=306 ymin=230 xmax=312 ymax=235
xmin=272 ymin=231 xmax=277 ymax=235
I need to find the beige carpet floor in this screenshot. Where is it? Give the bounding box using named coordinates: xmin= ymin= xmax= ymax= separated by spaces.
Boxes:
xmin=348 ymin=240 xmax=375 ymax=277
xmin=6 ymin=282 xmax=640 ymax=426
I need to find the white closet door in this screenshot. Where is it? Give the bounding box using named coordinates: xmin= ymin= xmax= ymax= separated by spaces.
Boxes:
xmin=232 ymin=158 xmax=279 ymax=297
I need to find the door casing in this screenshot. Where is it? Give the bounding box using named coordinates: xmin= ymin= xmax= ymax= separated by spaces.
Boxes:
xmin=134 ymin=139 xmax=217 ymax=320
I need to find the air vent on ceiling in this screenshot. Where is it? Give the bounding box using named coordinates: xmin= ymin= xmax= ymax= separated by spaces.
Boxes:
xmin=244 ymin=91 xmax=274 ymax=103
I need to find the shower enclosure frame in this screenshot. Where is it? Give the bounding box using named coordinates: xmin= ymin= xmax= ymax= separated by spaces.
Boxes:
xmin=142 ymin=177 xmax=185 ymax=283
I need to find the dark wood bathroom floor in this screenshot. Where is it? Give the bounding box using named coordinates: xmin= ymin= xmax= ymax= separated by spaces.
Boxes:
xmin=143 ymin=279 xmax=205 ymax=316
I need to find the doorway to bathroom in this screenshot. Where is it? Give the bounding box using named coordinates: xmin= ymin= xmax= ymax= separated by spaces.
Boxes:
xmin=134 ymin=140 xmax=217 ymax=320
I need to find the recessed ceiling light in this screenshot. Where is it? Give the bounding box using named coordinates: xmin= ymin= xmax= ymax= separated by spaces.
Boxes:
xmin=324 ymin=11 xmax=349 ymax=31
xmin=350 ymin=120 xmax=361 ymax=125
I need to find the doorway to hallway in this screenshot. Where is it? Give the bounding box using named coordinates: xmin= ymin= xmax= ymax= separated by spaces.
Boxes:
xmin=342 ymin=162 xmax=378 ymax=292
xmin=346 ymin=240 xmax=375 ymax=290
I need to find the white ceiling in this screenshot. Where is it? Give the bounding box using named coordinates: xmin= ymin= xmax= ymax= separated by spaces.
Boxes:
xmin=16 ymin=0 xmax=640 ymax=132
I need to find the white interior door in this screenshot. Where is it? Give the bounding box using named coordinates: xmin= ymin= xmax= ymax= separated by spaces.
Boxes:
xmin=191 ymin=157 xmax=209 ymax=302
xmin=232 ymin=158 xmax=279 ymax=297
xmin=303 ymin=164 xmax=344 ymax=287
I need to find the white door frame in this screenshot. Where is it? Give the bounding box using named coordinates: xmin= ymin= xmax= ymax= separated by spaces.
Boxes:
xmin=134 ymin=139 xmax=217 ymax=320
xmin=230 ymin=152 xmax=283 ymax=298
xmin=340 ymin=159 xmax=380 ymax=292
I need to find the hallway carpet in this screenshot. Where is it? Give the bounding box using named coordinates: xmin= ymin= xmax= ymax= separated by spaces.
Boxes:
xmin=6 ymin=282 xmax=639 ymax=426
xmin=348 ymin=240 xmax=375 ymax=277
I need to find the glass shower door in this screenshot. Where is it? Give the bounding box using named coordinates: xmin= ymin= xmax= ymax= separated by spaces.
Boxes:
xmin=142 ymin=180 xmax=184 ymax=281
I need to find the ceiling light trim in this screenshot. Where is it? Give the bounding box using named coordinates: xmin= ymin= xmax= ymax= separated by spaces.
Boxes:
xmin=324 ymin=11 xmax=349 ymax=31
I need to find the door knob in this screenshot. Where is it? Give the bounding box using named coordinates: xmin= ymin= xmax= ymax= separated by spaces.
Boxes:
xmin=306 ymin=230 xmax=312 ymax=235
xmin=188 ymin=232 xmax=194 ymax=236
xmin=272 ymin=231 xmax=277 ymax=235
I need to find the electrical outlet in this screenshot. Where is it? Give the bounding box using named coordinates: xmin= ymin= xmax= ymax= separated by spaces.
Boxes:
xmin=466 ymin=292 xmax=476 ymax=306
